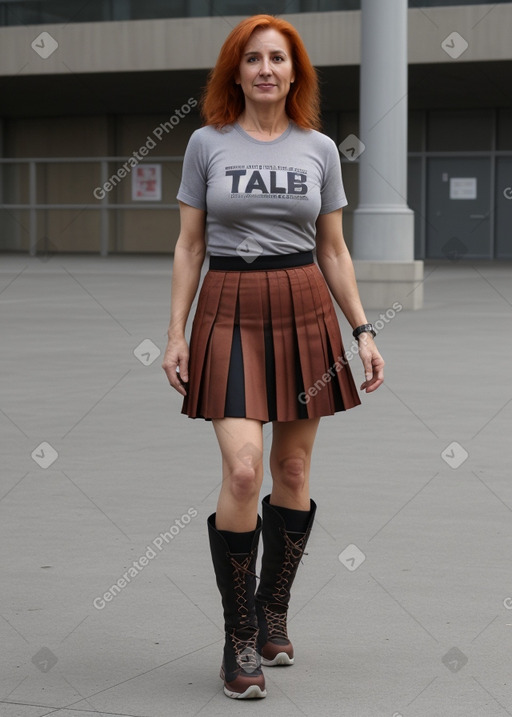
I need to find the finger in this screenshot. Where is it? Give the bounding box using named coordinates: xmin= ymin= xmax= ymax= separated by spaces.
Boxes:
xmin=170 ymin=372 xmax=187 ymax=396
xmin=161 ymin=359 xmax=177 ymax=384
xmin=362 ymin=359 xmax=374 ymax=384
xmin=365 ymin=377 xmax=383 ymax=393
xmin=360 ymin=372 xmax=372 ymax=389
xmin=178 ymin=357 xmax=189 ymax=384
xmin=364 ymin=367 xmax=384 ymax=393
xmin=173 ymin=381 xmax=187 ymax=397
xmin=162 ymin=359 xmax=186 ymax=395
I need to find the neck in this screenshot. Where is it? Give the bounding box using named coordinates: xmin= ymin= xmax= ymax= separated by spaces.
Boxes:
xmin=238 ymin=103 xmax=289 ymax=136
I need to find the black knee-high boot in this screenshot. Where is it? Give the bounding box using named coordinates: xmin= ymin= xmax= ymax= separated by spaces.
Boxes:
xmin=207 ymin=513 xmax=266 ymax=699
xmin=255 ymin=495 xmax=316 ymax=666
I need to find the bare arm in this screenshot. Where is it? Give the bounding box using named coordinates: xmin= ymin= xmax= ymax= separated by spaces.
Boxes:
xmin=161 ymin=201 xmax=206 ymax=396
xmin=315 ymin=209 xmax=384 ymax=393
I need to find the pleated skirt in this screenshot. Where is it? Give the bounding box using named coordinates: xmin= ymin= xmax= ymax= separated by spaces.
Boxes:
xmin=182 ymin=251 xmax=361 ymax=423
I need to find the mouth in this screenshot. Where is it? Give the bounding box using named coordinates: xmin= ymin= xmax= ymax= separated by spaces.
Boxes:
xmin=255 ymin=83 xmax=277 ymax=89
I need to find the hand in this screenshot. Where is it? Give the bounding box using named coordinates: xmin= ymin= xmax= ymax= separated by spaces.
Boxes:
xmin=162 ymin=335 xmax=189 ymax=396
xmin=357 ymin=334 xmax=384 ymax=393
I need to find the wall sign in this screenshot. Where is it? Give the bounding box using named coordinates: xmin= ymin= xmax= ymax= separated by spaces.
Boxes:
xmin=132 ymin=164 xmax=162 ymax=201
xmin=450 ymin=177 xmax=477 ymax=200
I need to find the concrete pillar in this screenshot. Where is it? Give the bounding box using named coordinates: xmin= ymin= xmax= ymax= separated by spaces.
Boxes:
xmin=352 ymin=0 xmax=423 ymax=310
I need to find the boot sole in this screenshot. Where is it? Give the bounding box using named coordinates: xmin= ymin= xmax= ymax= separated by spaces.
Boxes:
xmin=220 ymin=667 xmax=267 ymax=699
xmin=262 ymin=653 xmax=294 ymax=666
xmin=223 ymin=684 xmax=267 ymax=699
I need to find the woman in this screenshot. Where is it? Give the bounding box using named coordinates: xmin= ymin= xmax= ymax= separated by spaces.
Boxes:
xmin=162 ymin=14 xmax=384 ymax=700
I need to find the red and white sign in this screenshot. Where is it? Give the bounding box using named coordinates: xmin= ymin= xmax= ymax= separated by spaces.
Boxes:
xmin=132 ymin=164 xmax=161 ymax=201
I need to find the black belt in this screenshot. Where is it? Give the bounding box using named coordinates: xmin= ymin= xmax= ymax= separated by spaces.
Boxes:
xmin=209 ymin=250 xmax=314 ymax=272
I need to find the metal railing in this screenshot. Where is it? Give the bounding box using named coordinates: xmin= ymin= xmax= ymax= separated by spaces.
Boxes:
xmin=0 ymin=156 xmax=183 ymax=255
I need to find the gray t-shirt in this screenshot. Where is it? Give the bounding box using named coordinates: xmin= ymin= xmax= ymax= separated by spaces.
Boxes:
xmin=176 ymin=122 xmax=347 ymax=256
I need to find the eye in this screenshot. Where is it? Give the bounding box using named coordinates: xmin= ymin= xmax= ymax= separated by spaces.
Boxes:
xmin=247 ymin=56 xmax=258 ymax=63
xmin=273 ymin=55 xmax=284 ymax=62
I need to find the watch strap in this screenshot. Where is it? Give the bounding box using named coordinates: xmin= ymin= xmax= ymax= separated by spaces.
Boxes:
xmin=352 ymin=323 xmax=376 ymax=339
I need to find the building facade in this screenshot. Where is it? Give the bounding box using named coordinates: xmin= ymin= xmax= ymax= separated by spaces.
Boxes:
xmin=0 ymin=0 xmax=511 ymax=260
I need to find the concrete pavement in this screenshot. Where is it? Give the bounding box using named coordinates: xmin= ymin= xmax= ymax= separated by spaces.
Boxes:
xmin=1 ymin=253 xmax=511 ymax=717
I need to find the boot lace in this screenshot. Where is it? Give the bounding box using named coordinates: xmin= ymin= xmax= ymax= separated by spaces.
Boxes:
xmin=229 ymin=553 xmax=260 ymax=672
xmin=264 ymin=530 xmax=308 ymax=640
xmin=263 ymin=603 xmax=288 ymax=640
xmin=273 ymin=530 xmax=308 ymax=604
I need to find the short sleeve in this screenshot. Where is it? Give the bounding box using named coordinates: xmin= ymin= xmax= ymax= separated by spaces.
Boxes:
xmin=176 ymin=130 xmax=207 ymax=210
xmin=319 ymin=138 xmax=348 ymax=214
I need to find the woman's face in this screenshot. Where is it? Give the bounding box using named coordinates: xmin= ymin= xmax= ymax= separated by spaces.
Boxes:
xmin=236 ymin=28 xmax=295 ymax=109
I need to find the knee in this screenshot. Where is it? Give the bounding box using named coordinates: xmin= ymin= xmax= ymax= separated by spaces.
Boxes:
xmin=274 ymin=455 xmax=307 ymax=493
xmin=225 ymin=464 xmax=260 ymax=502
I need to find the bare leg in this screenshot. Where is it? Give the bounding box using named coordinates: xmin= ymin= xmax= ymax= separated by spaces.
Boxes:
xmin=269 ymin=417 xmax=320 ymax=510
xmin=212 ymin=417 xmax=264 ymax=532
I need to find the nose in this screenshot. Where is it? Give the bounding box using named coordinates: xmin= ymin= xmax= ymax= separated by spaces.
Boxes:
xmin=259 ymin=58 xmax=272 ymax=76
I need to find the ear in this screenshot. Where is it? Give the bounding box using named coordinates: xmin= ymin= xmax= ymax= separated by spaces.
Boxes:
xmin=234 ymin=70 xmax=240 ymax=85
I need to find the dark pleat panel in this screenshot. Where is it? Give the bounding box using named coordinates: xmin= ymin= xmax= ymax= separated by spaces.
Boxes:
xmin=182 ymin=271 xmax=226 ymax=417
xmin=238 ymin=272 xmax=269 ymax=421
xmin=199 ymin=271 xmax=240 ymax=418
xmin=268 ymin=269 xmax=300 ymax=421
xmin=325 ymin=339 xmax=346 ymax=412
xmin=263 ymin=323 xmax=278 ymax=422
xmin=308 ymin=265 xmax=361 ymax=411
xmin=293 ymin=336 xmax=309 ymax=419
xmin=224 ymin=324 xmax=246 ymax=417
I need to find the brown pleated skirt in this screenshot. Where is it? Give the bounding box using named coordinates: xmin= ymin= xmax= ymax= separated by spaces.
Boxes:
xmin=182 ymin=251 xmax=361 ymax=423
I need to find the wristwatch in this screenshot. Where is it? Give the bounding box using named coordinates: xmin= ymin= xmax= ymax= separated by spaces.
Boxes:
xmin=352 ymin=323 xmax=376 ymax=340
